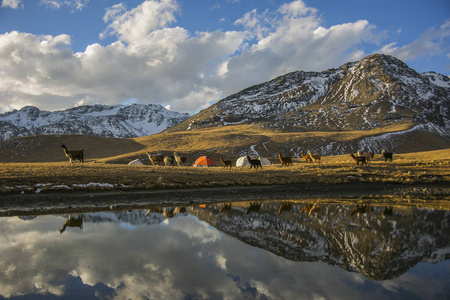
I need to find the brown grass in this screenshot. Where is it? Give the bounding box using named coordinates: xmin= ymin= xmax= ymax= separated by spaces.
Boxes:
xmin=1 ymin=149 xmax=449 ymax=195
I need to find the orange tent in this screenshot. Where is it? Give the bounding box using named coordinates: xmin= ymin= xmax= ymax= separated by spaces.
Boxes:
xmin=192 ymin=156 xmax=216 ymax=167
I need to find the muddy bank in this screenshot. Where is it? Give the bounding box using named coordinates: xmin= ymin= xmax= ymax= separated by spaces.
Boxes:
xmin=1 ymin=181 xmax=449 ymax=216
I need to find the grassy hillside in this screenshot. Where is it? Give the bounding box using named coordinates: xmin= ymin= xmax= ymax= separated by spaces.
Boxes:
xmin=0 ymin=123 xmax=449 ymax=164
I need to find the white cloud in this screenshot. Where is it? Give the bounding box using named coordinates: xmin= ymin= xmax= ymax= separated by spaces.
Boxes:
xmin=102 ymin=3 xmax=126 ymax=23
xmin=1 ymin=0 xmax=22 ymax=9
xmin=103 ymin=0 xmax=180 ymax=43
xmin=378 ymin=20 xmax=450 ymax=61
xmin=218 ymin=2 xmax=376 ymax=95
xmin=39 ymin=0 xmax=89 ymax=11
xmin=0 ymin=0 xmax=448 ymax=114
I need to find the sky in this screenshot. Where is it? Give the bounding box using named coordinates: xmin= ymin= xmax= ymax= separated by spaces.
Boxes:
xmin=0 ymin=0 xmax=449 ymax=115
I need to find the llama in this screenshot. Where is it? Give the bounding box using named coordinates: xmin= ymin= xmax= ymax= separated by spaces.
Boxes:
xmin=174 ymin=152 xmax=187 ymax=166
xmin=59 ymin=214 xmax=83 ymax=234
xmin=164 ymin=156 xmax=174 ymax=166
xmin=220 ymin=202 xmax=232 ymax=213
xmin=307 ymin=150 xmax=321 ymax=163
xmin=358 ymin=151 xmax=375 ymax=164
xmin=382 ymin=149 xmax=393 ymax=162
xmin=301 ymin=204 xmax=321 ymax=217
xmin=146 ymin=152 xmax=164 ymax=166
xmin=350 ymin=153 xmax=366 ymax=166
xmin=246 ymin=202 xmax=262 ymax=214
xmin=277 ymin=202 xmax=292 ymax=215
xmin=364 ymin=152 xmax=375 ymax=164
xmin=301 ymin=152 xmax=313 ymax=162
xmin=278 ymin=153 xmax=292 ymax=166
xmin=61 ymin=144 xmax=84 ymax=163
xmin=247 ymin=155 xmax=262 ymax=169
xmin=220 ymin=158 xmax=232 ymax=169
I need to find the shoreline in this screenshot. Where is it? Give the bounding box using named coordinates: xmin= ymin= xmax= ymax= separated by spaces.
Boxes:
xmin=1 ymin=181 xmax=449 ymax=216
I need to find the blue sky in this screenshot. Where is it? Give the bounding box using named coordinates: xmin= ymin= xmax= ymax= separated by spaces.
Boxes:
xmin=0 ymin=0 xmax=449 ymax=114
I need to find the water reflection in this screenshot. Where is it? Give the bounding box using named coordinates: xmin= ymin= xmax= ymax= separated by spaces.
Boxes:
xmin=0 ymin=201 xmax=449 ymax=299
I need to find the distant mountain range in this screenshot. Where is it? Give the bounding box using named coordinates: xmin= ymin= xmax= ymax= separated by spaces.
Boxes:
xmin=0 ymin=104 xmax=190 ymax=141
xmin=1 ymin=54 xmax=449 ymax=155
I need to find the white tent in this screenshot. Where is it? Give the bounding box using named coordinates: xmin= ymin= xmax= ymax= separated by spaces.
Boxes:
xmin=236 ymin=156 xmax=271 ymax=167
xmin=128 ymin=159 xmax=144 ymax=165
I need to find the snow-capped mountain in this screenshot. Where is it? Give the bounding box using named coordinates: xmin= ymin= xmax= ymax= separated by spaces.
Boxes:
xmin=0 ymin=104 xmax=190 ymax=141
xmin=171 ymin=54 xmax=449 ymax=132
xmin=163 ymin=54 xmax=449 ymax=155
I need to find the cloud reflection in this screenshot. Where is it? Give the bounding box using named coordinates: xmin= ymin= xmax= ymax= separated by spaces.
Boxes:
xmin=0 ymin=210 xmax=448 ymax=299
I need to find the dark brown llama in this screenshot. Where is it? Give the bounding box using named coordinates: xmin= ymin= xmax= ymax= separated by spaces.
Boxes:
xmin=247 ymin=155 xmax=262 ymax=169
xmin=382 ymin=149 xmax=393 ymax=162
xmin=61 ymin=144 xmax=84 ymax=163
xmin=350 ymin=153 xmax=366 ymax=166
xmin=278 ymin=153 xmax=292 ymax=166
xmin=146 ymin=152 xmax=165 ymax=165
xmin=220 ymin=158 xmax=232 ymax=169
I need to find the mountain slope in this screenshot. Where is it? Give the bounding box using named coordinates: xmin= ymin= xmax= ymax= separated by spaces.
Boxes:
xmin=168 ymin=54 xmax=449 ymax=132
xmin=0 ymin=104 xmax=190 ymax=142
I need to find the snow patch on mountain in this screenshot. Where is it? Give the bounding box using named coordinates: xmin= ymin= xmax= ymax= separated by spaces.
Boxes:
xmin=0 ymin=104 xmax=190 ymax=141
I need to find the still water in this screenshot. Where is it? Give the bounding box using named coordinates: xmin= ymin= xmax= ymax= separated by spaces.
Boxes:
xmin=0 ymin=201 xmax=449 ymax=300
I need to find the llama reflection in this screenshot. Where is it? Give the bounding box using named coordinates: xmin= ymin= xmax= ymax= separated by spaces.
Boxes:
xmin=301 ymin=204 xmax=321 ymax=217
xmin=163 ymin=207 xmax=187 ymax=218
xmin=145 ymin=207 xmax=163 ymax=216
xmin=382 ymin=206 xmax=394 ymax=219
xmin=277 ymin=202 xmax=292 ymax=215
xmin=350 ymin=204 xmax=373 ymax=216
xmin=59 ymin=214 xmax=83 ymax=234
xmin=246 ymin=202 xmax=262 ymax=214
xmin=220 ymin=203 xmax=232 ymax=213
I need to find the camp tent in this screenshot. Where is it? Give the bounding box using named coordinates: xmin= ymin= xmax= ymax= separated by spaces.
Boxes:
xmin=128 ymin=159 xmax=144 ymax=165
xmin=193 ymin=156 xmax=216 ymax=167
xmin=236 ymin=156 xmax=271 ymax=167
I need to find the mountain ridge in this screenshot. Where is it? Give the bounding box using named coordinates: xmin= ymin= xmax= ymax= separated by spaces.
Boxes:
xmin=0 ymin=103 xmax=190 ymax=142
xmin=167 ymin=54 xmax=449 ymax=132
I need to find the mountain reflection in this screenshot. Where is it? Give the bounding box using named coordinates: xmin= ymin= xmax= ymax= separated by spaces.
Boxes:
xmin=0 ymin=201 xmax=449 ymax=299
xmin=190 ymin=202 xmax=450 ymax=280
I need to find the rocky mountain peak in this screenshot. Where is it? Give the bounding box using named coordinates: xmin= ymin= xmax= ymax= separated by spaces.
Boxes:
xmin=0 ymin=103 xmax=190 ymax=142
xmin=168 ymin=54 xmax=448 ymax=134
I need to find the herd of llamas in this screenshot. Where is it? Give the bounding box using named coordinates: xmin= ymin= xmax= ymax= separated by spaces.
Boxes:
xmin=60 ymin=144 xmax=394 ymax=168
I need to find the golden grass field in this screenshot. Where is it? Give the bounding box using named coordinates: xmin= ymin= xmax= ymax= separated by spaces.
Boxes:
xmin=2 ymin=123 xmax=449 ymax=164
xmin=0 ymin=124 xmax=449 ymax=214
xmin=1 ymin=148 xmax=449 ymax=194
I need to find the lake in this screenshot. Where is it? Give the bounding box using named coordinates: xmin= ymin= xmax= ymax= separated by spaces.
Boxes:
xmin=0 ymin=200 xmax=449 ymax=299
